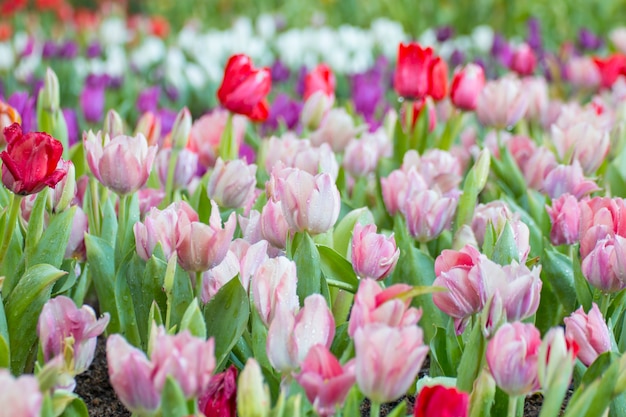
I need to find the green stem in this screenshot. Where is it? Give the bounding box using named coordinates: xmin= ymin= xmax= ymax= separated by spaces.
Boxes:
xmin=196 ymin=270 xmax=204 ymax=303
xmin=0 ymin=193 xmax=21 ymax=262
xmin=325 ymin=278 xmax=358 ymax=293
xmin=88 ymin=178 xmax=101 ymax=236
xmin=161 ymin=147 xmax=181 ymax=209
xmin=600 ymin=292 xmax=611 ymax=318
xmin=163 ymin=254 xmax=177 ymax=331
xmin=507 ymin=395 xmax=519 ymax=417
xmin=370 ymin=401 xmax=381 ymax=417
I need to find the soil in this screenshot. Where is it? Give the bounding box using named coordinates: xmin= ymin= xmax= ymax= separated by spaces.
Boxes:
xmin=75 ymin=343 xmax=568 ymax=417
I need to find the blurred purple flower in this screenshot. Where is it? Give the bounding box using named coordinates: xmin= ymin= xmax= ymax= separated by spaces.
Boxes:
xmin=63 ymin=108 xmax=79 ymax=147
xmin=436 ymin=26 xmax=454 ymax=43
xmin=527 ymin=18 xmax=542 ymax=51
xmin=21 ymin=37 xmax=35 ymax=57
xmin=491 ymin=34 xmax=513 ymax=67
xmin=42 ymin=41 xmax=59 ymax=59
xmin=80 ymin=74 xmax=107 ymax=124
xmin=157 ymin=108 xmax=178 ymax=137
xmin=86 ymin=41 xmax=102 ymax=59
xmin=165 ymin=84 xmax=179 ymax=102
xmin=578 ymin=28 xmax=603 ymax=51
xmin=450 ymin=49 xmax=466 ymax=68
xmin=262 ymin=93 xmax=302 ymax=133
xmin=351 ymin=72 xmax=383 ymax=122
xmin=137 ymin=86 xmax=160 ymax=114
xmin=107 ymin=76 xmax=124 ymax=90
xmin=59 ymin=40 xmax=79 ymax=59
xmin=296 ymin=66 xmax=308 ymax=97
xmin=8 ymin=91 xmax=37 ymax=132
xmin=271 ymin=60 xmax=291 ymax=83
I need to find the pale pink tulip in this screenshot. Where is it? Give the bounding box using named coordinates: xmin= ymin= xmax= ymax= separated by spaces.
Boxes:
xmin=450 ymin=63 xmax=485 ymax=111
xmin=381 ymin=168 xmax=428 ymax=217
xmin=551 ymin=122 xmax=609 ymax=175
xmin=301 ymin=90 xmax=334 ymax=130
xmin=343 ymin=137 xmax=380 ymax=177
xmin=49 ymin=160 xmax=76 ymax=213
xmin=267 ymin=294 xmax=335 ymax=372
xmin=230 ymin=239 xmax=269 ymax=291
xmin=137 ymin=188 xmax=166 ymax=217
xmin=175 ymin=200 xmax=236 ymax=272
xmin=260 ymin=199 xmax=289 ymax=249
xmin=354 ymin=323 xmax=428 ymax=403
xmin=486 ymin=322 xmax=541 ymax=396
xmin=207 ymin=158 xmax=257 ymax=209
xmin=403 ymin=149 xmax=463 ymax=195
xmin=310 ymin=108 xmax=362 ymax=152
xmin=579 ymin=197 xmax=626 ymax=259
xmin=201 ymin=250 xmax=240 ymax=302
xmin=581 ymin=235 xmax=626 ymax=293
xmin=471 ymin=201 xmax=515 ymax=246
xmin=351 ymin=223 xmax=399 ymax=281
xmin=0 ymin=370 xmax=42 ymax=417
xmin=496 ymin=262 xmax=542 ymax=322
xmin=538 ymin=327 xmax=578 ymax=392
xmin=155 ymin=147 xmax=199 ymax=190
xmin=546 ymin=194 xmax=581 ymax=246
xmin=522 ymin=77 xmax=549 ymax=122
xmin=188 ymin=110 xmax=247 ymax=168
xmin=476 ymin=75 xmax=529 ymax=129
xmin=83 ymin=131 xmax=157 ymax=195
xmin=566 ymin=56 xmax=601 ymax=89
xmin=295 ymin=345 xmax=356 ymax=417
xmin=348 ymin=278 xmax=421 ymax=337
xmin=564 ymin=303 xmax=611 ymax=366
xmin=401 ymin=188 xmax=458 ymax=243
xmin=521 ymin=146 xmax=558 ymax=190
xmin=64 ymin=206 xmax=89 ymax=260
xmin=251 ymin=256 xmax=300 ymax=327
xmin=542 ymin=162 xmax=600 ymax=200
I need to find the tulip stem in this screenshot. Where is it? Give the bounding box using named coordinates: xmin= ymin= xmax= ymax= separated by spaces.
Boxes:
xmin=88 ymin=178 xmax=101 ymax=236
xmin=507 ymin=395 xmax=519 ymax=417
xmin=0 ymin=193 xmax=21 ymax=263
xmin=369 ymin=401 xmax=381 ymax=417
xmin=162 ymin=147 xmax=181 ymax=209
xmin=600 ymin=292 xmax=611 ymax=318
xmin=196 ymin=271 xmax=203 ymax=303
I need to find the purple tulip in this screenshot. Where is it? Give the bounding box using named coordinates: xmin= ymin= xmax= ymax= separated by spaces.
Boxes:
xmin=262 ymin=93 xmax=302 ymax=133
xmin=137 ymin=86 xmax=161 ymax=114
xmin=42 ymin=40 xmax=59 ymax=59
xmin=435 ymin=26 xmax=454 ymax=43
xmin=270 ymin=60 xmax=291 ymax=82
xmin=62 ymin=108 xmax=79 ymax=147
xmin=85 ymin=41 xmax=102 ymax=58
xmin=59 ymin=40 xmax=79 ymax=59
xmin=8 ymin=92 xmax=36 ymax=132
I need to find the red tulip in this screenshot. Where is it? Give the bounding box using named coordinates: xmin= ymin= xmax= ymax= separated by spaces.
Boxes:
xmin=217 ymin=54 xmax=272 ymax=122
xmin=304 ymin=63 xmax=335 ymax=100
xmin=593 ymin=54 xmax=626 ymax=89
xmin=199 ymin=366 xmax=237 ymax=417
xmin=0 ymin=123 xmax=68 ymax=195
xmin=394 ymin=43 xmax=434 ymax=100
xmin=414 ymin=385 xmax=469 ymax=417
xmin=428 ymin=56 xmax=449 ymax=101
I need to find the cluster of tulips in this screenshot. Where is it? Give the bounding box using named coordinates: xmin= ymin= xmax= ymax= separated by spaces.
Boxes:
xmin=6 ymin=8 xmax=626 ymax=417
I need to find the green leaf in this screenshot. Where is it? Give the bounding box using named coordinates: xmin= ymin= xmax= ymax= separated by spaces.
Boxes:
xmin=340 ymin=386 xmax=364 ymax=417
xmin=180 ymin=299 xmax=207 ymax=339
xmin=293 ymin=232 xmax=322 ymax=305
xmin=456 ymin=320 xmax=486 ymax=393
xmin=84 ymin=234 xmax=120 ymax=334
xmin=114 ymin=252 xmax=142 ymax=347
xmin=385 ymin=402 xmax=407 ymax=417
xmin=149 ymin=300 xmax=164 ymax=327
xmin=5 ymin=264 xmax=66 ymax=374
xmin=430 ymin=325 xmax=461 ymax=377
xmin=59 ymin=398 xmax=89 ymax=417
xmin=332 ymin=207 xmax=374 ymax=257
xmin=203 ymin=278 xmax=250 ymax=369
xmin=541 ymin=244 xmax=578 ymax=313
xmin=24 ymin=190 xmax=48 ymax=260
xmin=53 ymin=259 xmax=79 ymax=296
xmin=161 ymin=377 xmax=188 ymax=417
xmin=99 ymin=197 xmax=118 ymax=248
xmin=250 ymin=304 xmax=272 ymax=371
xmin=454 ymin=149 xmax=490 ymax=233
xmin=317 ymin=245 xmax=359 ymax=293
xmin=490 ymin=221 xmax=518 ymax=265
xmin=27 ymin=207 xmax=76 ymax=271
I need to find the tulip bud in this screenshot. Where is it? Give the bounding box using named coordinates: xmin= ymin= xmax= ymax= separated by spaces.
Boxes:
xmin=301 ymin=90 xmax=334 ymax=131
xmin=510 ymin=43 xmax=537 ymax=76
xmin=103 ymin=109 xmax=124 ymax=138
xmin=450 ymin=64 xmax=486 ymax=111
xmin=135 ymin=112 xmax=162 ymax=147
xmin=40 ymin=67 xmax=60 ymax=112
xmin=237 ymin=359 xmax=270 ymax=417
xmin=48 ymin=159 xmax=76 ymax=213
xmin=414 ymin=384 xmax=469 ymax=417
xmin=351 ymin=222 xmax=399 ymax=281
xmin=199 ymin=366 xmax=238 ymax=417
xmin=0 ymin=370 xmax=42 ymax=417
xmin=546 ymin=194 xmax=581 ymax=246
xmin=171 ymin=107 xmax=192 ymax=150
xmin=564 ymin=303 xmax=611 ymax=367
xmin=538 ymin=327 xmax=577 ymax=395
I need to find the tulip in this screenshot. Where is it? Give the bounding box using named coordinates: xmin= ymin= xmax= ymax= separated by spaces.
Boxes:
xmin=83 ymin=131 xmax=157 ymax=195
xmin=155 ymin=147 xmax=198 ymax=190
xmin=150 ymin=326 xmax=216 ymax=399
xmin=542 ymin=162 xmax=600 ymax=200
xmin=497 ymin=261 xmax=543 ymax=322
xmin=0 ymin=101 xmax=21 ymax=148
xmin=538 ymin=327 xmax=578 ymax=395
xmin=65 ymin=206 xmax=89 ymax=260
xmin=521 ymin=146 xmax=558 ymax=190
xmin=566 ymin=56 xmax=601 ymax=89
xmin=135 ymin=111 xmax=162 ymax=147
xmin=267 ymin=294 xmax=335 ymax=372
xmin=217 ymin=54 xmax=272 ymax=122
xmin=251 ymin=256 xmax=300 ymax=327
xmin=564 ymin=303 xmax=611 ymax=366
xmin=310 ymin=108 xmax=360 ymax=152
xmin=107 ymin=335 xmax=160 ymax=414
xmin=546 ymin=194 xmax=581 ymax=246
xmin=295 ymin=345 xmax=356 ymax=417
xmin=581 ymin=235 xmax=626 ymax=293
xmin=394 ymin=42 xmax=447 ymax=101
xmin=175 ymin=200 xmax=236 ymax=272
xmin=188 ymin=110 xmax=247 ymax=168
xmin=260 ymin=199 xmax=289 ymax=249
xmin=406 ymin=148 xmax=463 ymax=194
xmin=401 ymin=188 xmax=458 ymax=243
xmin=510 ymin=43 xmax=537 ymax=76
xmin=593 ymin=54 xmax=626 ymax=89
xmin=199 ymin=366 xmax=237 ymax=417
xmin=354 ymin=323 xmax=429 ymax=403
xmin=475 ymin=75 xmax=529 ymax=129
xmin=428 ymin=56 xmax=449 ymax=101
xmin=522 ymin=77 xmax=549 ymax=122
xmin=413 ymin=385 xmax=469 ymax=417
xmin=450 ymin=63 xmax=486 ymax=111
xmin=381 ymin=168 xmax=428 ymax=217
xmin=38 ymin=296 xmax=110 ymax=378
xmin=230 ymin=239 xmax=268 ymax=290
xmin=274 ymin=168 xmax=340 ymax=235
xmin=207 ymin=157 xmax=257 ymax=209
xmin=304 ymin=63 xmax=335 ymax=100
xmin=342 ymin=136 xmax=380 ymax=177
xmin=0 ymin=123 xmax=68 ymax=195
xmin=471 ymin=201 xmax=514 ymax=246
xmin=579 ymin=197 xmax=626 ymax=259
xmin=237 ymin=359 xmax=270 ymax=417
xmin=201 ymin=250 xmax=240 ymax=302
xmin=0 ymin=370 xmax=42 ymax=417
xmin=400 ymin=98 xmax=437 ymax=132
xmin=348 ymin=278 xmax=421 ymax=337
xmin=301 ymin=90 xmax=334 ymax=130
xmin=551 ymin=121 xmax=610 ymax=175
xmin=351 ymin=222 xmax=399 ymax=281
xmin=48 ymin=159 xmax=75 ymax=213
xmin=486 ymin=322 xmax=541 ymax=396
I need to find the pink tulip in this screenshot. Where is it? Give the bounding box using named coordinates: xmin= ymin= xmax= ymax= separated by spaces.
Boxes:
xmin=381 ymin=168 xmax=428 ymax=217
xmin=267 ymin=294 xmax=335 ymax=372
xmin=274 ymin=169 xmax=340 ymax=235
xmin=150 ymin=326 xmax=216 ymax=399
xmin=107 ymin=335 xmax=160 ymax=413
xmin=564 ymin=303 xmax=611 ymax=366
xmin=486 ymin=322 xmax=541 ymax=396
xmin=566 ymin=56 xmax=601 ymax=89
xmin=251 ymin=256 xmax=300 ymax=327
xmin=207 ymin=158 xmax=257 ymax=209
xmin=354 ymin=323 xmax=429 ymax=403
xmin=155 ymin=147 xmax=199 ymax=190
xmin=497 ymin=262 xmax=542 ymax=322
xmin=188 ymin=109 xmax=247 ymax=168
xmin=538 ymin=327 xmax=578 ymax=392
xmin=201 ymin=250 xmax=240 ymax=303
xmin=295 ymin=345 xmax=356 ymax=417
xmin=579 ymin=197 xmax=626 ymax=259
xmin=401 ymin=188 xmax=458 ymax=243
xmin=403 ymin=149 xmax=463 ymax=195
xmin=301 ymin=90 xmax=334 ymax=130
xmin=230 ymin=239 xmax=269 ymax=291
xmin=521 ymin=146 xmax=557 ymax=190
xmin=38 ymin=296 xmax=110 ymax=376
xmin=522 ymin=77 xmax=549 ymax=122
xmin=542 ymin=162 xmax=600 ymax=200
xmin=49 ymin=160 xmax=76 ymax=213
xmin=546 ymin=194 xmax=581 ymax=246
xmin=432 ymin=245 xmax=486 ymax=334
xmin=292 ymin=142 xmax=339 ymax=181
xmin=476 ymin=75 xmax=529 ymax=129
xmin=176 ymin=200 xmax=236 ymax=272
xmin=510 ymin=43 xmax=537 ymax=76
xmin=450 ymin=63 xmax=486 ymax=111
xmin=581 ymin=235 xmax=626 ymax=293
xmin=551 ymin=121 xmax=610 ymax=175
xmin=343 ymin=136 xmax=381 ymax=177
xmin=260 ymin=199 xmax=289 ymax=250
xmin=137 ymin=188 xmax=166 ymax=217
xmin=64 ymin=206 xmax=89 ymax=260
xmin=351 ymin=222 xmax=399 ymax=281
xmin=348 ymin=278 xmax=421 ymax=337
xmin=83 ymin=131 xmax=157 ymax=195
xmin=0 ymin=370 xmax=42 ymax=417
xmin=134 ymin=201 xmax=198 ymax=261
xmin=471 ymin=201 xmax=515 ymax=247
xmin=310 ymin=108 xmax=362 ymax=152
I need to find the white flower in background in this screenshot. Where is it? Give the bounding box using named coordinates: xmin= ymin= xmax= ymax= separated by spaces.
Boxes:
xmin=104 ymin=45 xmax=127 ymax=77
xmin=610 ymin=27 xmax=626 ymax=54
xmin=165 ymin=47 xmax=187 ymax=90
xmin=256 ymin=14 xmax=277 ymax=40
xmin=0 ymin=42 xmax=15 ymax=72
xmin=13 ymin=31 xmax=30 ymax=55
xmin=185 ymin=63 xmax=207 ymax=89
xmin=419 ymin=28 xmax=437 ymax=47
xmin=99 ymin=17 xmax=129 ymax=46
xmin=371 ymin=18 xmax=407 ymax=58
xmin=472 ymin=25 xmax=495 ymax=53
xmin=131 ymin=36 xmax=166 ymax=71
xmin=14 ymin=54 xmax=39 ymax=82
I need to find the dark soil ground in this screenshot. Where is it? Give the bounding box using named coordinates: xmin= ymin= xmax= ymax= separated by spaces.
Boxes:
xmin=75 ymin=339 xmax=568 ymax=416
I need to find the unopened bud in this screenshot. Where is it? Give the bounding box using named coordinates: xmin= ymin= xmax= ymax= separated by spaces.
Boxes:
xmin=237 ymin=358 xmax=270 ymax=417
xmin=103 ymin=109 xmax=124 ymax=138
xmin=171 ymin=107 xmax=192 ymax=150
